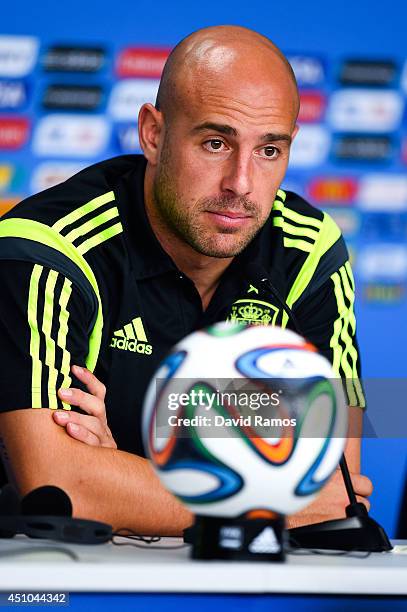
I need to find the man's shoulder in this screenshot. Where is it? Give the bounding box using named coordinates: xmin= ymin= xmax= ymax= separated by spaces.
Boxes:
xmin=2 ymin=155 xmax=145 ymax=228
xmin=276 ymin=189 xmax=324 ymax=224
xmin=258 ymin=189 xmax=349 ymax=305
xmin=0 ymin=155 xmax=146 ymax=296
xmin=275 ymin=188 xmax=343 ymax=250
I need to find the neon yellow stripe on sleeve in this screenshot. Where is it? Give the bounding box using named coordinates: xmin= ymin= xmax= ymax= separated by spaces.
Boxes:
xmin=77 ymin=222 xmax=123 ymax=255
xmin=58 ymin=277 xmax=73 ymax=411
xmin=345 ymin=260 xmax=355 ymax=291
xmin=331 ymin=270 xmax=357 ymax=406
xmin=330 ymin=272 xmax=346 ymax=372
xmin=28 ymin=265 xmax=43 ymax=408
xmin=273 ymin=200 xmax=323 ymax=229
xmin=52 ymin=191 xmax=115 ymax=233
xmin=42 ymin=270 xmax=59 ymax=408
xmin=283 ymin=237 xmax=314 ymax=253
xmin=339 ymin=266 xmax=356 ymax=335
xmin=273 ymin=217 xmax=319 ymax=241
xmin=64 ymin=207 xmax=119 ymax=243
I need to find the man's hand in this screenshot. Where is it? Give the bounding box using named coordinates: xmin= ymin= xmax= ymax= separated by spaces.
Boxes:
xmin=53 ymin=365 xmax=117 ymax=449
xmin=287 ymin=468 xmax=373 ymax=529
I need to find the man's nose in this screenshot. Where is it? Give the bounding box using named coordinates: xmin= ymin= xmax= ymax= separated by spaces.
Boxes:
xmin=220 ymin=152 xmax=253 ymax=197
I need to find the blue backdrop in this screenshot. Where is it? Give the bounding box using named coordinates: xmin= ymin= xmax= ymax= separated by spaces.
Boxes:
xmin=1 ymin=0 xmax=406 ymax=535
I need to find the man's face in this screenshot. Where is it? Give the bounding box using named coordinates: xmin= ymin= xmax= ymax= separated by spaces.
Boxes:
xmin=152 ymin=71 xmax=298 ymax=258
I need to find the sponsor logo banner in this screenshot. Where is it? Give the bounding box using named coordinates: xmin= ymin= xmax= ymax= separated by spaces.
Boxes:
xmin=0 ymin=36 xmax=38 ymax=77
xmin=339 ymin=59 xmax=397 ymax=86
xmin=329 ymin=89 xmax=403 ymax=132
xmin=0 ymin=80 xmax=28 ymax=110
xmin=116 ymin=47 xmax=171 ymax=78
xmin=43 ymin=46 xmax=106 ymax=72
xmin=30 ymin=162 xmax=85 ymax=193
xmin=32 ymin=114 xmax=110 ymax=157
xmin=0 ymin=164 xmax=24 ymax=192
xmin=0 ymin=116 xmax=30 ymax=149
xmin=308 ymin=177 xmax=358 ymax=204
xmin=42 ymin=85 xmax=104 ymax=111
xmin=298 ymin=91 xmax=326 ymax=123
xmin=357 ymin=244 xmax=407 ymax=282
xmin=358 ymin=174 xmax=407 ymax=212
xmin=115 ymin=123 xmax=141 ymax=153
xmin=333 ymin=135 xmax=393 ymax=162
xmin=323 ymin=208 xmax=360 ymax=238
xmin=287 ymin=55 xmax=325 ymax=86
xmin=363 ymin=283 xmax=405 ymax=303
xmin=108 ymin=79 xmax=159 ymax=120
xmin=289 ymin=125 xmax=330 ymax=167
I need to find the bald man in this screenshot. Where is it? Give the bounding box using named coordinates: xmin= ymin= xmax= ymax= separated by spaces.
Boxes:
xmin=0 ymin=26 xmax=371 ymax=534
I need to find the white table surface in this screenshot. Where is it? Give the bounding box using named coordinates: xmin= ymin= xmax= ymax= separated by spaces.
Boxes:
xmin=0 ymin=536 xmax=406 ymax=595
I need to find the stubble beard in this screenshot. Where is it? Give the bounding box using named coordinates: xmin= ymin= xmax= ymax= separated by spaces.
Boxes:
xmin=152 ymin=148 xmax=265 ymax=258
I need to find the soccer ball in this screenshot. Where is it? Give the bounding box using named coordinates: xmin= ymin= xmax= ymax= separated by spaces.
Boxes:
xmin=142 ymin=322 xmax=347 ymax=518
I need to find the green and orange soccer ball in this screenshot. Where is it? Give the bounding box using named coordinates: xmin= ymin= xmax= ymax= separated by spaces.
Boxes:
xmin=143 ymin=322 xmax=348 ymax=518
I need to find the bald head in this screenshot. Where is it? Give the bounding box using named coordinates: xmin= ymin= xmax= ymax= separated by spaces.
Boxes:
xmin=156 ymin=25 xmax=299 ymax=126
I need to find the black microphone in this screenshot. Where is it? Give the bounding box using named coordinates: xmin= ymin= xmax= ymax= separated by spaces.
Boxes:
xmin=0 ymin=484 xmax=112 ymax=544
xmin=340 ymin=455 xmax=369 ymax=518
xmin=21 ymin=486 xmax=72 ymax=517
xmin=17 ymin=485 xmax=112 ymax=544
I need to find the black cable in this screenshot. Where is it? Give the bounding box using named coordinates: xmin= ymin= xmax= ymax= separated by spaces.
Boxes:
xmin=113 ymin=528 xmax=162 ymax=542
xmin=286 ymin=536 xmax=371 ymax=559
xmin=112 ymin=528 xmax=189 ymax=550
xmin=286 ymin=546 xmax=371 ymax=559
xmin=112 ymin=537 xmax=188 ymax=550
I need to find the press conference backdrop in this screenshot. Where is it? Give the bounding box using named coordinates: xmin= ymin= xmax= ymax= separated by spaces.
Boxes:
xmin=1 ymin=0 xmax=406 ymax=535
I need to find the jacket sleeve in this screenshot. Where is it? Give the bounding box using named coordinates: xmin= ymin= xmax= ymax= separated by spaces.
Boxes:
xmin=0 ymin=260 xmax=93 ymax=411
xmin=294 ymin=258 xmax=365 ymax=408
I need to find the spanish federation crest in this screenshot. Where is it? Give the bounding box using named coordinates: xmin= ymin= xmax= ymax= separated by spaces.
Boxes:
xmin=227 ymin=299 xmax=279 ymax=326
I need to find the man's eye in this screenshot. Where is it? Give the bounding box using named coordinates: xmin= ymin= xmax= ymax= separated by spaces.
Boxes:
xmin=204 ymin=139 xmax=226 ymax=152
xmin=262 ymin=145 xmax=279 ymax=158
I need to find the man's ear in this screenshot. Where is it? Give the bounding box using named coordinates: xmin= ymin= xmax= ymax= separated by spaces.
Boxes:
xmin=291 ymin=124 xmax=300 ymax=142
xmin=138 ymin=103 xmax=164 ymax=165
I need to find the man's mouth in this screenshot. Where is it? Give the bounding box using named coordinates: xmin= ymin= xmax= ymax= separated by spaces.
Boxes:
xmin=212 ymin=210 xmax=251 ymax=218
xmin=204 ymin=210 xmax=253 ymax=228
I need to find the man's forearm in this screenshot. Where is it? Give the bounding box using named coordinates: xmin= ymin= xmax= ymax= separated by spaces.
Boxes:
xmin=69 ymin=445 xmax=193 ymax=535
xmin=0 ymin=409 xmax=193 ymax=536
